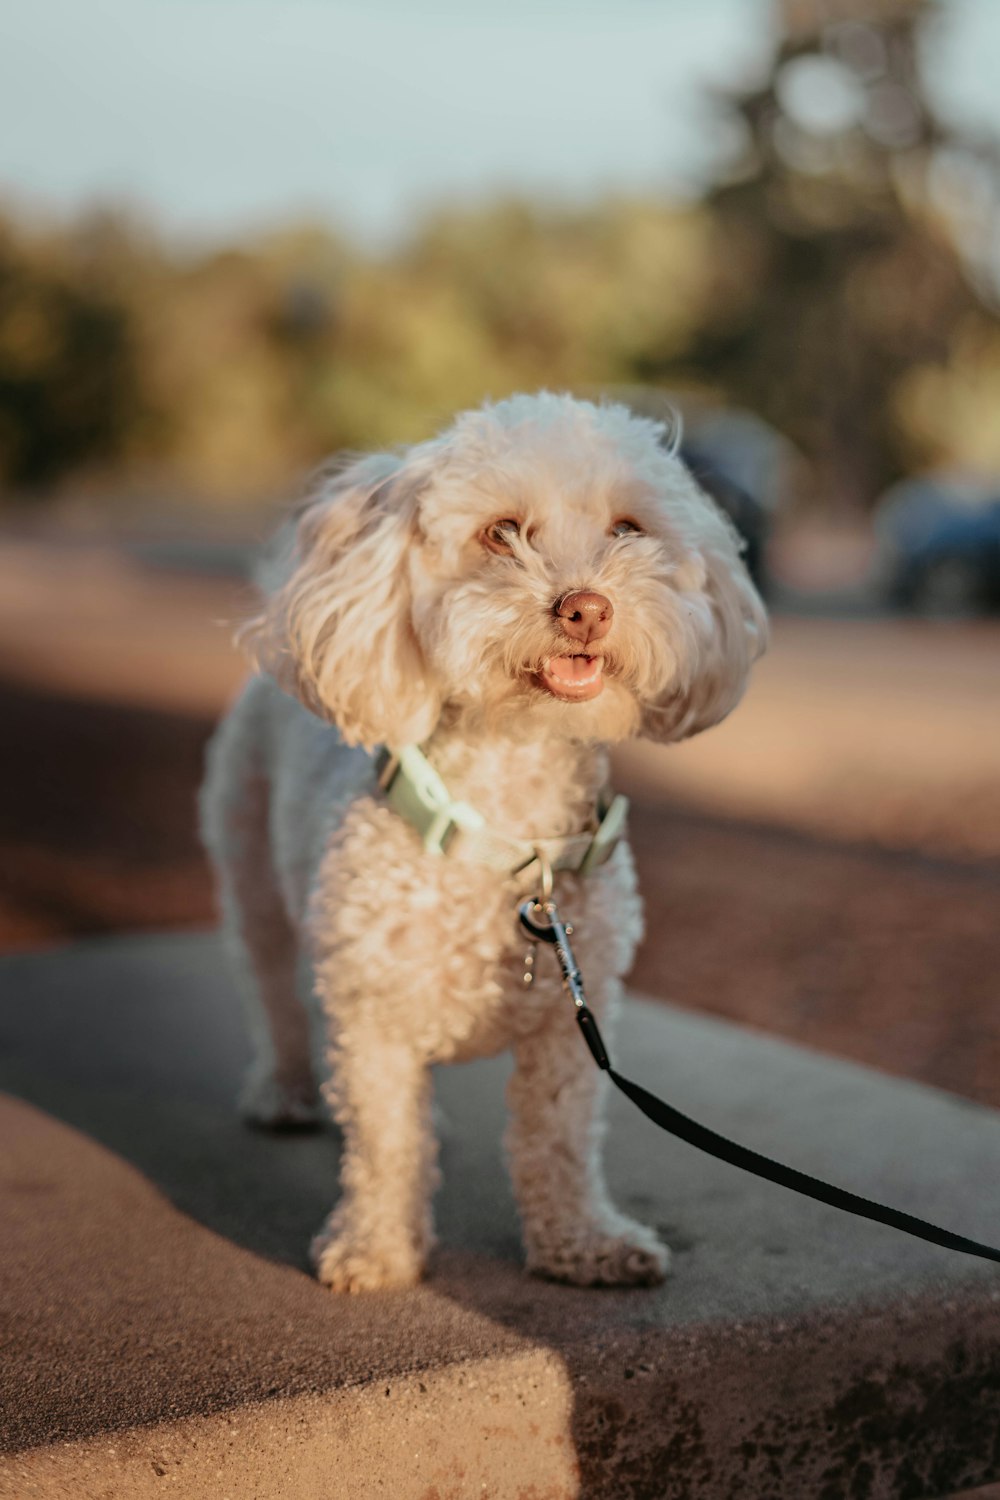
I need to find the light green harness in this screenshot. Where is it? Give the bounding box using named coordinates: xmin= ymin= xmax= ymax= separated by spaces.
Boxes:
xmin=375 ymin=744 xmax=629 ymax=882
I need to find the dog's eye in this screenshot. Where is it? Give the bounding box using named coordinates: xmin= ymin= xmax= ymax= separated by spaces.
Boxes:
xmin=482 ymin=518 xmax=521 ymax=555
xmin=610 ymin=518 xmax=644 ymax=538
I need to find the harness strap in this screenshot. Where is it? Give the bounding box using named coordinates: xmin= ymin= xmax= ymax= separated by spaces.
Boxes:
xmin=376 ymin=744 xmax=628 ymax=880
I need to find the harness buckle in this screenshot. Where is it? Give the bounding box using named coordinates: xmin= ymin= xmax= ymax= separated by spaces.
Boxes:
xmin=578 ymin=793 xmax=630 ymax=875
xmin=422 ymin=809 xmax=460 ymax=856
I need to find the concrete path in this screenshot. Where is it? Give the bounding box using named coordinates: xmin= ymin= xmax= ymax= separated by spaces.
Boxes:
xmin=1 ymin=933 xmax=1000 ymax=1498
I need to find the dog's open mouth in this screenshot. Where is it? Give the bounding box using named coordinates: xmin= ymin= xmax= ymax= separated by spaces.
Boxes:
xmin=535 ymin=654 xmax=605 ymax=702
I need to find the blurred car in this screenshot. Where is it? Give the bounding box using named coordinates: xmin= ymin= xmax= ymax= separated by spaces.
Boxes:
xmin=678 ymin=438 xmax=770 ymax=593
xmin=607 ymin=391 xmax=788 ymax=596
xmin=677 ymin=406 xmax=800 ymax=598
xmin=875 ymin=477 xmax=1000 ymax=615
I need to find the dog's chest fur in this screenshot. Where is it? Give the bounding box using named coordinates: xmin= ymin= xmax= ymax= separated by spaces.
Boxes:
xmin=257 ymin=682 xmax=644 ymax=1062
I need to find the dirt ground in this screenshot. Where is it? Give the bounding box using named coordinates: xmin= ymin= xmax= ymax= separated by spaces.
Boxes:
xmin=1 ymin=536 xmax=999 ymax=1120
xmin=3 ymin=676 xmax=999 ymax=1123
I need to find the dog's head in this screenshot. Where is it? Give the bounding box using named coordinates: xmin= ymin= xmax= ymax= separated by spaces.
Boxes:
xmin=248 ymin=392 xmax=767 ymax=749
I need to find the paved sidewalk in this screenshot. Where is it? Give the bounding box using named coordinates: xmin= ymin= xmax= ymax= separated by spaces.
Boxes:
xmin=2 ymin=933 xmax=1000 ymax=1498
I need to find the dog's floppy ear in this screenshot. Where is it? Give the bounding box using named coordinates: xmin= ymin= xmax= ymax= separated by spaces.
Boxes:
xmin=642 ymin=513 xmax=767 ymax=744
xmin=246 ymin=451 xmax=442 ymax=749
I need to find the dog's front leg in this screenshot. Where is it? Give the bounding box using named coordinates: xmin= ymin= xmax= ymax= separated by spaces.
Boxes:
xmin=505 ymin=986 xmax=669 ymax=1287
xmin=310 ymin=1025 xmax=439 ymax=1293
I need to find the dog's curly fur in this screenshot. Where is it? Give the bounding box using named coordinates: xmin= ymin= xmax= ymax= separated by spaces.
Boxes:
xmin=201 ymin=392 xmax=766 ymax=1292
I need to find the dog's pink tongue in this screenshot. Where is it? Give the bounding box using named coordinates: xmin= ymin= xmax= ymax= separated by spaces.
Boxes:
xmin=548 ymin=655 xmax=598 ymax=682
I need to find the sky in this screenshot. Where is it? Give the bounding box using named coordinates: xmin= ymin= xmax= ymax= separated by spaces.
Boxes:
xmin=0 ymin=0 xmax=998 ymax=248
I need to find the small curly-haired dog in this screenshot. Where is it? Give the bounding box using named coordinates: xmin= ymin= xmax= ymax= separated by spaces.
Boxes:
xmin=201 ymin=392 xmax=766 ymax=1292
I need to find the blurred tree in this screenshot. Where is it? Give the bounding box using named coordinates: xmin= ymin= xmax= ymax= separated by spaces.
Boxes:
xmin=0 ymin=213 xmax=144 ymax=492
xmin=405 ymin=198 xmax=707 ymax=397
xmin=11 ymin=0 xmax=1000 ymax=520
xmin=0 ymin=196 xmax=709 ymax=507
xmin=646 ymin=0 xmax=1000 ymax=511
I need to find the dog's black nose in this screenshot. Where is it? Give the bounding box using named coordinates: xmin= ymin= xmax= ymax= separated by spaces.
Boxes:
xmin=555 ymin=591 xmax=614 ymax=645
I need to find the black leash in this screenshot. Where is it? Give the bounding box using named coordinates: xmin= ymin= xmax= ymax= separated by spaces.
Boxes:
xmin=518 ymin=897 xmax=1000 ymax=1267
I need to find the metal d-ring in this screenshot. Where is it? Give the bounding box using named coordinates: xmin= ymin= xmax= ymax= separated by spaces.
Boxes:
xmin=518 ymin=898 xmax=558 ymax=944
xmin=533 ymin=847 xmax=554 ymax=901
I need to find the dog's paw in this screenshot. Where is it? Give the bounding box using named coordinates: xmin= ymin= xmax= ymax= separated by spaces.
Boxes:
xmin=310 ymin=1222 xmax=425 ymax=1294
xmin=239 ymin=1069 xmax=321 ymax=1131
xmin=527 ymin=1218 xmax=670 ymax=1288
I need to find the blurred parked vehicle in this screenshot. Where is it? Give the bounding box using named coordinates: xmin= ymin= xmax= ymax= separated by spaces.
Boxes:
xmin=679 ymin=439 xmax=769 ymax=594
xmin=679 ymin=408 xmax=799 ymax=599
xmin=611 ymin=391 xmax=789 ymax=597
xmin=875 ymin=477 xmax=1000 ymax=616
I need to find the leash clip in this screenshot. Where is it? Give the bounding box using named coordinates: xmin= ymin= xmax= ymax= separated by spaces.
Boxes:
xmin=517 ymin=895 xmax=610 ymax=1069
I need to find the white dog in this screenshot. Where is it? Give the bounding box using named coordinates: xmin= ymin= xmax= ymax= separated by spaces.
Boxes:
xmin=201 ymin=392 xmax=766 ymax=1292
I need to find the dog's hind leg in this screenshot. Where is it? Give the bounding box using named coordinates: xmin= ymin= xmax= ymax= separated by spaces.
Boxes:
xmin=201 ymin=715 xmax=320 ymax=1129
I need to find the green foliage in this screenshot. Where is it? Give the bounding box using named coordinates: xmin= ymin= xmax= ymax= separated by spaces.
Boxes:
xmin=2 ymin=0 xmax=999 ymax=513
xmin=0 ymin=217 xmax=144 ymax=488
xmin=656 ymin=0 xmax=1000 ymax=509
xmin=0 ymin=198 xmax=707 ymax=506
